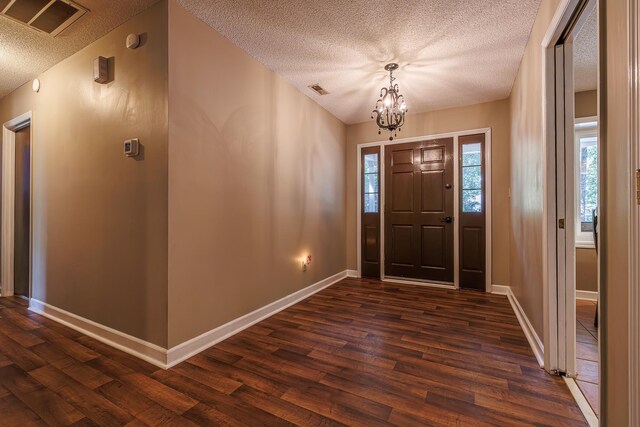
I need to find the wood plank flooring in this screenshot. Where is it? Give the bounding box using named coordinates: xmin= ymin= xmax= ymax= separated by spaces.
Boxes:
xmin=575 ymin=299 xmax=599 ymax=416
xmin=0 ymin=278 xmax=587 ymax=426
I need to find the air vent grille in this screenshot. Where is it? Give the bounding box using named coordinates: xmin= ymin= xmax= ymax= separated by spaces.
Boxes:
xmin=1 ymin=0 xmax=87 ymax=37
xmin=309 ymin=84 xmax=329 ymax=96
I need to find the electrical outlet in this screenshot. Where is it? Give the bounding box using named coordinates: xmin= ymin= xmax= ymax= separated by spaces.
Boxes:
xmin=301 ymin=254 xmax=312 ymax=272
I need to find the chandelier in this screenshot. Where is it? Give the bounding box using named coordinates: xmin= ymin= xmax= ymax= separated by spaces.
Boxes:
xmin=371 ymin=63 xmax=407 ymax=140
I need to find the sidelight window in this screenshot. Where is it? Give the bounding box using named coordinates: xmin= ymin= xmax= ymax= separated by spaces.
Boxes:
xmin=461 ymin=142 xmax=483 ymax=213
xmin=363 ymin=153 xmax=379 ymax=213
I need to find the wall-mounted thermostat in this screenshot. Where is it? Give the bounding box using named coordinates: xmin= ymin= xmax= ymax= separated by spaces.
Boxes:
xmin=94 ymin=56 xmax=108 ymax=84
xmin=124 ymin=138 xmax=139 ymax=157
xmin=126 ymin=33 xmax=140 ymax=50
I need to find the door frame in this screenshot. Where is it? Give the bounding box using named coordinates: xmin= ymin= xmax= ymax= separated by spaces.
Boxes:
xmin=356 ymin=127 xmax=492 ymax=292
xmin=1 ymin=111 xmax=33 ymax=298
xmin=542 ymin=1 xmax=603 ymax=425
xmin=629 ymin=0 xmax=640 ymax=423
xmin=542 ymin=0 xmax=596 ymax=376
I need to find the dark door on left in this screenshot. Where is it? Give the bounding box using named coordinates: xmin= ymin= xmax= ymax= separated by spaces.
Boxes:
xmin=361 ymin=146 xmax=381 ymax=278
xmin=14 ymin=125 xmax=30 ymax=298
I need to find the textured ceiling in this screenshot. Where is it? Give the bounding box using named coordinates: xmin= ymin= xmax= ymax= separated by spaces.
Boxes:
xmin=178 ymin=0 xmax=541 ymax=124
xmin=0 ymin=0 xmax=159 ymax=99
xmin=574 ymin=7 xmax=597 ymax=93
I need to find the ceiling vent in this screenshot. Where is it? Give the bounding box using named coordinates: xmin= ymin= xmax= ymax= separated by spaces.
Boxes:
xmin=0 ymin=0 xmax=87 ymax=37
xmin=309 ymin=84 xmax=329 ymax=96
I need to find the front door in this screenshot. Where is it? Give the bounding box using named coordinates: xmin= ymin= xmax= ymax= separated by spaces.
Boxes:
xmin=384 ymin=138 xmax=454 ymax=283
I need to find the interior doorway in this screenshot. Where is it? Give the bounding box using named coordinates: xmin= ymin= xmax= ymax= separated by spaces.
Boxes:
xmin=357 ymin=129 xmax=492 ymax=291
xmin=14 ymin=125 xmax=31 ymax=298
xmin=543 ymin=0 xmax=599 ymax=423
xmin=1 ymin=112 xmax=32 ymax=299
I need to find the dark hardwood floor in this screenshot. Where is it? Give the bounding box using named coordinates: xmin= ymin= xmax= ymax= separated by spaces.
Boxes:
xmin=576 ymin=299 xmax=599 ymax=417
xmin=0 ymin=278 xmax=587 ymax=426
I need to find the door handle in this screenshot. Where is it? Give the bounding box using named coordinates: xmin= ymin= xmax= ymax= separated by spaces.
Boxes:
xmin=440 ymin=216 xmax=453 ymax=224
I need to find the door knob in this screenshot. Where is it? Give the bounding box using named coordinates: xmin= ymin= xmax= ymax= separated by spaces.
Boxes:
xmin=440 ymin=216 xmax=453 ymax=224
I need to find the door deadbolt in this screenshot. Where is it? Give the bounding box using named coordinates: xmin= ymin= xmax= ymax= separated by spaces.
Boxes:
xmin=445 ymin=183 xmax=452 ymax=189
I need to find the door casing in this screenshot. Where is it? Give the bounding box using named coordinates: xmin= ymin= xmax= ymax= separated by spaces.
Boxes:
xmin=356 ymin=127 xmax=492 ymax=291
xmin=1 ymin=112 xmax=33 ymax=299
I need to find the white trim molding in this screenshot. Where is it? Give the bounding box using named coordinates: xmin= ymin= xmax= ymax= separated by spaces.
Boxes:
xmin=491 ymin=284 xmax=510 ymax=295
xmin=629 ymin=0 xmax=640 ymax=424
xmin=165 ymin=270 xmax=348 ymax=368
xmin=492 ymin=285 xmax=544 ymax=367
xmin=576 ymin=290 xmax=598 ymax=301
xmin=29 ymin=270 xmax=349 ymax=369
xmin=29 ymin=298 xmax=168 ymax=368
xmin=564 ymin=377 xmax=599 ymax=427
xmin=346 ymin=269 xmax=359 ymax=278
xmin=1 ymin=111 xmax=32 ymax=298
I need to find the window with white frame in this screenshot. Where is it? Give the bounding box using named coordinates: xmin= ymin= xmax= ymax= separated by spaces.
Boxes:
xmin=575 ymin=118 xmax=598 ymax=247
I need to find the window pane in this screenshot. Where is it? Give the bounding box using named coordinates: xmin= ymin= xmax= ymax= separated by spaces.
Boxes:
xmin=581 ymin=221 xmax=594 ymax=232
xmin=364 ymin=193 xmax=378 ymax=213
xmin=579 ymin=142 xmax=598 ymax=223
xmin=462 ymin=143 xmax=482 ymax=166
xmin=462 ymin=190 xmax=482 ymax=213
xmin=364 ymin=153 xmax=378 ymax=174
xmin=364 ymin=173 xmax=378 ymax=194
xmin=462 ymin=166 xmax=482 ymax=190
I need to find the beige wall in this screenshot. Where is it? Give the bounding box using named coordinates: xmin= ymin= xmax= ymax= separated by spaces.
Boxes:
xmin=0 ymin=2 xmax=169 ymax=346
xmin=575 ymin=90 xmax=597 ymax=118
xmin=166 ymin=0 xmax=347 ymax=347
xmin=575 ymin=90 xmax=598 ymax=294
xmin=509 ymin=0 xmax=561 ymax=337
xmin=576 ymin=248 xmax=597 ymax=292
xmin=345 ymin=99 xmax=511 ymax=285
xmin=601 ymin=0 xmax=630 ymax=424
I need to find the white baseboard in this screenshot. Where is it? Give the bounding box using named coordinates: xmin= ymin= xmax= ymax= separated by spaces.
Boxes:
xmin=491 ymin=284 xmax=545 ymax=367
xmin=346 ymin=269 xmax=359 ymax=278
xmin=563 ymin=377 xmax=599 ymax=426
xmin=165 ymin=270 xmax=348 ymax=368
xmin=576 ymin=290 xmax=598 ymax=301
xmin=491 ymin=284 xmax=510 ymax=295
xmin=29 ymin=298 xmax=168 ymax=369
xmin=29 ymin=270 xmax=348 ymax=370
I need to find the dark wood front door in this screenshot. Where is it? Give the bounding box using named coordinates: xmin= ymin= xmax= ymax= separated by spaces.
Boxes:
xmin=459 ymin=134 xmax=486 ymax=290
xmin=384 ymin=138 xmax=454 ymax=283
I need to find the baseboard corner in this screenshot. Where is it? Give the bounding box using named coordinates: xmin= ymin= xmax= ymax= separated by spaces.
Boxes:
xmin=165 ymin=269 xmax=348 ymax=368
xmin=28 ymin=298 xmax=168 ymax=369
xmin=491 ymin=284 xmax=510 ymax=295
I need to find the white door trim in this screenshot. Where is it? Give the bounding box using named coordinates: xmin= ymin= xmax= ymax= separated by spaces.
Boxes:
xmin=628 ymin=0 xmax=640 ymax=423
xmin=356 ymin=127 xmax=492 ymax=292
xmin=1 ymin=111 xmax=32 ymax=298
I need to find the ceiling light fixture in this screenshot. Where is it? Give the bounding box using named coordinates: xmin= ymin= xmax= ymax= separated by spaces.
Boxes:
xmin=371 ymin=63 xmax=407 ymax=140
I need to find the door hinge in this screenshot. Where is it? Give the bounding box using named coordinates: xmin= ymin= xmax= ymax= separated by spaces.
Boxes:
xmin=558 ymin=218 xmax=565 ymax=229
xmin=636 ymin=169 xmax=640 ymax=205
